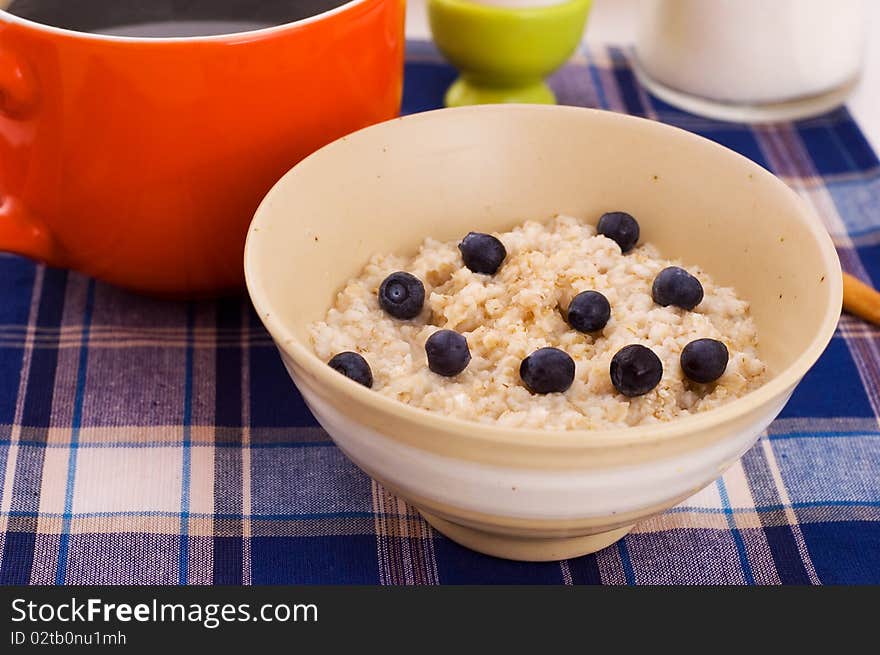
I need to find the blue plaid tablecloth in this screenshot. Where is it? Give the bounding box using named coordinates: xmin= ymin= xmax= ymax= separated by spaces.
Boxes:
xmin=1 ymin=43 xmax=879 ymax=585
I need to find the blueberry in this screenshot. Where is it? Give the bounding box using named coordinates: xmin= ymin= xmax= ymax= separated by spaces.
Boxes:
xmin=425 ymin=329 xmax=471 ymax=377
xmin=378 ymin=271 xmax=425 ymax=319
xmin=567 ymin=290 xmax=611 ymax=333
xmin=610 ymin=344 xmax=663 ymax=397
xmin=328 ymin=352 xmax=373 ymax=388
xmin=597 ymin=212 xmax=640 ymax=253
xmin=458 ymin=232 xmax=507 ymax=275
xmin=652 ymin=266 xmax=704 ymax=310
xmin=519 ymin=347 xmax=575 ymax=394
xmin=680 ymin=338 xmax=729 ymax=384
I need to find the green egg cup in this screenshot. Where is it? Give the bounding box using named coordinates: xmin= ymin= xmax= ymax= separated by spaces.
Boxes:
xmin=428 ymin=0 xmax=592 ymax=107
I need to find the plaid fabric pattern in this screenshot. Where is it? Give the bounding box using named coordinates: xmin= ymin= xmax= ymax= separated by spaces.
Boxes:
xmin=1 ymin=42 xmax=879 ymax=585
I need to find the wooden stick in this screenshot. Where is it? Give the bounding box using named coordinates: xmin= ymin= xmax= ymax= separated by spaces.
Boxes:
xmin=843 ymin=272 xmax=880 ymax=326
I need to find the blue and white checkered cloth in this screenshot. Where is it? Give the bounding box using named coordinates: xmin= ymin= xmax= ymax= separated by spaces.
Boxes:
xmin=1 ymin=42 xmax=878 ymax=584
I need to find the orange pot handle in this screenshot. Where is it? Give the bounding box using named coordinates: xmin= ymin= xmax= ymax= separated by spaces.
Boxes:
xmin=0 ymin=46 xmax=37 ymax=118
xmin=0 ymin=46 xmax=58 ymax=264
xmin=0 ymin=196 xmax=58 ymax=264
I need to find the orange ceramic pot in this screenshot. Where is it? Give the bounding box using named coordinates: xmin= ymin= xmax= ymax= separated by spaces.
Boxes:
xmin=0 ymin=0 xmax=405 ymax=297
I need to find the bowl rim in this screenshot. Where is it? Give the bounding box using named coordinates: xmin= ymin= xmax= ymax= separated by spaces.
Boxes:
xmin=244 ymin=104 xmax=843 ymax=452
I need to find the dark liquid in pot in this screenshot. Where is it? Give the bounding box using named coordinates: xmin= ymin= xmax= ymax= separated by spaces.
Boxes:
xmin=5 ymin=0 xmax=351 ymax=36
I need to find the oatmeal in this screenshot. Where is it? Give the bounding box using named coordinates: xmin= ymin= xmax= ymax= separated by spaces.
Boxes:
xmin=310 ymin=214 xmax=766 ymax=430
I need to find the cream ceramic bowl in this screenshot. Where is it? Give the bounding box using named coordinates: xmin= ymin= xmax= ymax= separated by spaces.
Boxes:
xmin=244 ymin=105 xmax=842 ymax=561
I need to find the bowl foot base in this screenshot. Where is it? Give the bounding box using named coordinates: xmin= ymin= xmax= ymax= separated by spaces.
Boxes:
xmin=419 ymin=510 xmax=634 ymax=561
xmin=444 ymin=77 xmax=556 ymax=107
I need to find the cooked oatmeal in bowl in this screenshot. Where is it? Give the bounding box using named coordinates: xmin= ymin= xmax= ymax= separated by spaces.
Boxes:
xmin=310 ymin=213 xmax=767 ymax=430
xmin=246 ymin=104 xmax=841 ymax=561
